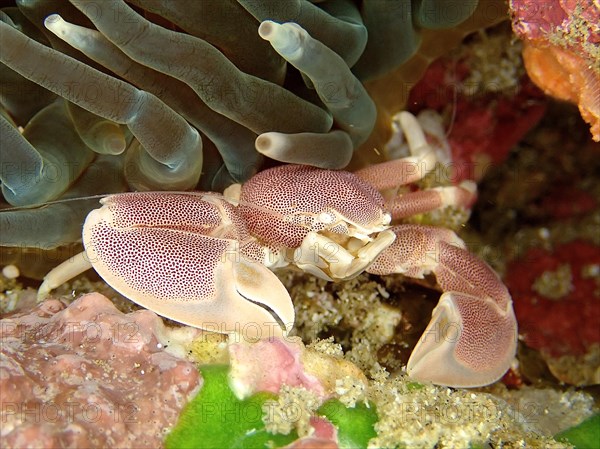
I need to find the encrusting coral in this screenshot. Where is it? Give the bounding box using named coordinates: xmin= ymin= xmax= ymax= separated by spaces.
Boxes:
xmin=0 ymin=293 xmax=201 ymax=448
xmin=0 ymin=0 xmax=496 ymax=277
xmin=506 ymin=240 xmax=600 ymax=385
xmin=509 ymin=0 xmax=600 ymax=142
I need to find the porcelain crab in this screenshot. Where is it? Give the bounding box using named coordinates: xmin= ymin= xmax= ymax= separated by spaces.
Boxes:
xmin=39 ymin=112 xmax=517 ymax=388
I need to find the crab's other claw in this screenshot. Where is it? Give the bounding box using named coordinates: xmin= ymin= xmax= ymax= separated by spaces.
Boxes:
xmin=82 ymin=193 xmax=294 ymax=338
xmin=368 ymin=225 xmax=517 ymax=387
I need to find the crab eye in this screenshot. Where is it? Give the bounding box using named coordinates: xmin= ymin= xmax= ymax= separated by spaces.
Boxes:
xmin=382 ymin=213 xmax=392 ymax=226
xmin=318 ymin=211 xmax=336 ymax=225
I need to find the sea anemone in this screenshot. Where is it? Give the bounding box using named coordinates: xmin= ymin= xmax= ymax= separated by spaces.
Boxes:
xmin=1 ymin=0 xmax=490 ymax=276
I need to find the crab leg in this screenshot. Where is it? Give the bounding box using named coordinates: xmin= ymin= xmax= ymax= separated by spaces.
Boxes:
xmin=367 ymin=224 xmax=517 ymax=387
xmin=354 ymin=112 xmax=437 ymax=189
xmin=355 ymin=111 xmax=477 ymax=218
xmin=389 ymin=182 xmax=476 ymax=219
xmin=38 ymin=251 xmax=93 ymax=300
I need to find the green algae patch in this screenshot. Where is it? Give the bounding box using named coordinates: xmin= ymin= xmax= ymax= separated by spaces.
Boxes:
xmin=165 ymin=365 xmax=297 ymax=449
xmin=405 ymin=381 xmax=425 ymax=391
xmin=166 ymin=365 xmax=381 ymax=449
xmin=555 ymin=413 xmax=600 ymax=449
xmin=317 ymin=399 xmax=378 ymax=448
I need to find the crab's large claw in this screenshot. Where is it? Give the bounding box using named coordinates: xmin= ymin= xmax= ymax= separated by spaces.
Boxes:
xmin=368 ymin=225 xmax=517 ymax=387
xmin=82 ymin=192 xmax=294 ymax=338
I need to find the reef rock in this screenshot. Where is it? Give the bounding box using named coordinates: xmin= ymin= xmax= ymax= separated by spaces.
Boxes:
xmin=0 ymin=293 xmax=201 ymax=448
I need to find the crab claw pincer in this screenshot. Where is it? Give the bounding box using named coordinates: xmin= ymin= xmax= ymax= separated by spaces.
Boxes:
xmin=368 ymin=225 xmax=517 ymax=387
xmin=81 ymin=192 xmax=294 ymax=338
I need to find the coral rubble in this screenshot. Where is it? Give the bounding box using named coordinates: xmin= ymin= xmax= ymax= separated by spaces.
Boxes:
xmin=1 ymin=283 xmax=597 ymax=448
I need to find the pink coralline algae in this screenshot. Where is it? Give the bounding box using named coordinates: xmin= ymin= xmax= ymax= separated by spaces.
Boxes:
xmin=505 ymin=240 xmax=600 ymax=358
xmin=282 ymin=417 xmax=339 ymax=449
xmin=229 ymin=338 xmax=326 ymax=399
xmin=0 ymin=293 xmax=201 ymax=449
xmin=510 ymin=0 xmax=600 ymax=141
xmin=283 ymin=417 xmax=339 ymax=449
